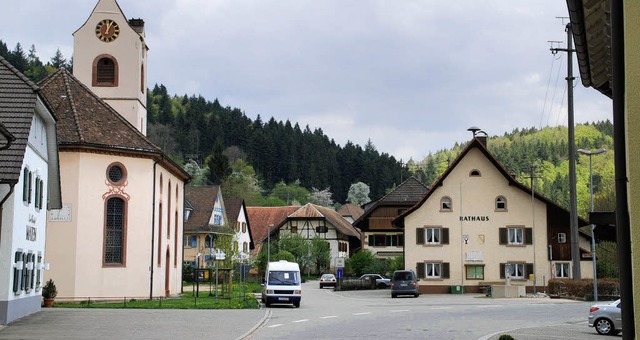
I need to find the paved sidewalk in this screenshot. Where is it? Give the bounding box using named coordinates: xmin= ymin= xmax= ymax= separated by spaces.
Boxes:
xmin=0 ymin=308 xmax=268 ymax=340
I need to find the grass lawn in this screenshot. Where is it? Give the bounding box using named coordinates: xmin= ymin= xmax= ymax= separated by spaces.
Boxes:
xmin=54 ymin=282 xmax=261 ymax=309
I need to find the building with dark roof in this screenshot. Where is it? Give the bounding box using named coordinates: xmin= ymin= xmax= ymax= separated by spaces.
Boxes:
xmin=353 ymin=177 xmax=428 ymax=259
xmin=0 ymin=55 xmax=61 ymax=323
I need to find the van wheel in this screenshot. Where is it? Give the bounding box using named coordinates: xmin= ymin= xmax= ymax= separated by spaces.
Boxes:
xmin=265 ymin=301 xmax=270 ymax=307
xmin=293 ymin=301 xmax=300 ymax=308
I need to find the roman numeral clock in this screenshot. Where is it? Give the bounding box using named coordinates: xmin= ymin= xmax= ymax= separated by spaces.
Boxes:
xmin=95 ymin=19 xmax=120 ymax=42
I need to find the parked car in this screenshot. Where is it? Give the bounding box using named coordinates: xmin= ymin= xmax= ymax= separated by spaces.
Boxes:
xmin=588 ymin=299 xmax=622 ymax=335
xmin=391 ymin=270 xmax=419 ymax=298
xmin=359 ymin=274 xmax=391 ymax=289
xmin=319 ymin=273 xmax=337 ymax=288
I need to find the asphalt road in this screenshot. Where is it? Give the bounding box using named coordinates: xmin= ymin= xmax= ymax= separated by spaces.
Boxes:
xmin=0 ymin=281 xmax=621 ymax=340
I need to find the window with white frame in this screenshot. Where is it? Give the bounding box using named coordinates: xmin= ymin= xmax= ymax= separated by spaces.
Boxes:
xmin=508 ymin=227 xmax=524 ymax=245
xmin=426 ymin=228 xmax=441 ymax=244
xmin=557 ymin=233 xmax=567 ymax=243
xmin=505 ymin=263 xmax=525 ymax=279
xmin=184 ymin=235 xmax=197 ymax=248
xmin=554 ymin=262 xmax=570 ymax=278
xmin=426 ymin=262 xmax=442 ymax=278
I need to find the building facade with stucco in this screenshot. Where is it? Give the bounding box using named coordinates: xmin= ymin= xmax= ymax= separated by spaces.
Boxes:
xmin=0 ymin=56 xmax=61 ymax=323
xmin=42 ymin=0 xmax=189 ymax=300
xmin=394 ymin=137 xmax=593 ymax=294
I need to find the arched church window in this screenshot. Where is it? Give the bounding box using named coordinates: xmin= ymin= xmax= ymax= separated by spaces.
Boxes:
xmin=104 ymin=196 xmax=126 ymax=265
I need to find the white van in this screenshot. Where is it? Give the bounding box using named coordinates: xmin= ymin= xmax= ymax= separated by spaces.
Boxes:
xmin=262 ymin=260 xmax=302 ymax=307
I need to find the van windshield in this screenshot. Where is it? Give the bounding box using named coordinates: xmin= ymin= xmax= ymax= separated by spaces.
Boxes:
xmin=268 ymin=271 xmax=300 ymax=285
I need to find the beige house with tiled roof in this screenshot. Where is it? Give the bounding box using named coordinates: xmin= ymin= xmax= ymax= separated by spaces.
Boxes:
xmin=354 ymin=177 xmax=428 ymax=259
xmin=184 ymin=186 xmax=231 ymax=269
xmin=0 ymin=56 xmax=61 ymax=324
xmin=41 ymin=0 xmax=189 ymax=300
xmin=393 ymin=137 xmax=593 ymax=294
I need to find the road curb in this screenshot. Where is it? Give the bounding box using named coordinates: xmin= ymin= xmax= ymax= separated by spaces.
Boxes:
xmin=237 ymin=308 xmax=271 ymax=340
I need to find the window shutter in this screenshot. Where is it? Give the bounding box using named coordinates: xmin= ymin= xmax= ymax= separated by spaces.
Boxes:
xmin=416 ymin=262 xmax=425 ymax=278
xmin=368 ymin=235 xmax=374 ymax=246
xmin=525 ymin=228 xmax=533 ymax=245
xmin=416 ymin=228 xmax=425 ymax=245
xmin=499 ymin=228 xmax=507 ymax=245
xmin=526 ymin=263 xmax=534 ymax=276
xmin=39 ymin=179 xmax=44 ymax=209
xmin=442 ymin=228 xmax=449 ymax=244
xmin=22 ymin=168 xmax=29 ymax=202
xmin=27 ymin=171 xmax=32 ymax=203
xmin=442 ymin=263 xmax=450 ymax=278
xmin=499 ymin=263 xmax=505 ymax=279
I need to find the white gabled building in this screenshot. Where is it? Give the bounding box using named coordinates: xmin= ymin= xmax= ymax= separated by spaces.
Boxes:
xmin=0 ymin=56 xmax=62 ymax=324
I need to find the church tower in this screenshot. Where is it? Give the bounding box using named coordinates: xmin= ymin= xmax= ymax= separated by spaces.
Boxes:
xmin=72 ymin=0 xmax=148 ymax=135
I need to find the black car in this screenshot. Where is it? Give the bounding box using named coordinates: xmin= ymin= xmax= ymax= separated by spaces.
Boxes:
xmin=391 ymin=270 xmax=419 ymax=298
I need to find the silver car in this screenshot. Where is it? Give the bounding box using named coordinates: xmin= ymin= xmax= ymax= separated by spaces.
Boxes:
xmin=588 ymin=299 xmax=622 ymax=335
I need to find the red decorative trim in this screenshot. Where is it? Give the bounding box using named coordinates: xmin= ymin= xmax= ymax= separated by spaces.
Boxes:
xmin=103 ymin=179 xmax=130 ymax=201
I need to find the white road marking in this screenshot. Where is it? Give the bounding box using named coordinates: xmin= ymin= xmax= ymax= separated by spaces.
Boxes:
xmin=293 ymin=319 xmax=309 ymax=323
xmin=391 ymin=309 xmax=410 ymax=313
xmin=354 ymin=312 xmax=372 ymax=316
xmin=320 ymin=315 xmax=338 ymax=319
xmin=268 ymin=324 xmax=283 ymax=328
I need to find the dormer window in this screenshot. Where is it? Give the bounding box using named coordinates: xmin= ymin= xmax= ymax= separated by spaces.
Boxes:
xmin=440 ymin=196 xmax=452 ymax=211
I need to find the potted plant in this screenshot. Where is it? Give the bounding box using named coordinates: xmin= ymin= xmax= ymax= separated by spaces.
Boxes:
xmin=42 ymin=279 xmax=58 ymax=307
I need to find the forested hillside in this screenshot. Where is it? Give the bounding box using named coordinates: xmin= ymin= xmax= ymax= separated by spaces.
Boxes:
xmin=2 ymin=39 xmax=615 ymax=213
xmin=410 ymin=121 xmax=615 ymax=219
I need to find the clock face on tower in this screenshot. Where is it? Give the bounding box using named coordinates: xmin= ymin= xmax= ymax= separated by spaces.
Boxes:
xmin=95 ymin=19 xmax=120 ymax=42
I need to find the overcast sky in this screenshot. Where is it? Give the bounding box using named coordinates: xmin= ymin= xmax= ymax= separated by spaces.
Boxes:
xmin=0 ymin=0 xmax=612 ymax=162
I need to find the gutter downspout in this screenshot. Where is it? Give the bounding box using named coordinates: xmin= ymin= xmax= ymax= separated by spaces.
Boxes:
xmin=610 ymin=1 xmax=635 ymax=338
xmin=149 ymin=156 xmax=162 ymax=300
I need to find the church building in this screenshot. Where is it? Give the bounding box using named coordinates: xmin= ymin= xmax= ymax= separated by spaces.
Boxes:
xmin=42 ymin=0 xmax=190 ymax=300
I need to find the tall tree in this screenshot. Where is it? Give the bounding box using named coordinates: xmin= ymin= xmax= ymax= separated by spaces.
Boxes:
xmin=206 ymin=138 xmax=232 ymax=185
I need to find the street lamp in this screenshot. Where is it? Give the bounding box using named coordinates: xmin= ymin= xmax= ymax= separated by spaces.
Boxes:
xmin=577 ymin=147 xmax=606 ymax=302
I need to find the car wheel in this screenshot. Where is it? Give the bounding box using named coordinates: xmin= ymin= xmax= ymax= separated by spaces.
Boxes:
xmin=377 ymin=283 xmax=386 ymax=289
xmin=293 ymin=301 xmax=300 ymax=308
xmin=594 ymin=318 xmax=615 ymax=335
xmin=265 ymin=301 xmax=271 ymax=307
xmin=319 ymin=284 xmax=323 ymax=289
xmin=414 ymin=293 xmax=419 ymax=298
xmin=391 ymin=293 xmax=397 ymax=298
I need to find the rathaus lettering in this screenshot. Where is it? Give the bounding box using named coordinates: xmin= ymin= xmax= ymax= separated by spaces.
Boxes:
xmin=459 ymin=216 xmax=490 ymax=222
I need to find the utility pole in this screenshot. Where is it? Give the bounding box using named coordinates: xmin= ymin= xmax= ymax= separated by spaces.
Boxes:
xmin=524 ymin=165 xmax=540 ymax=293
xmin=551 ymin=22 xmax=581 ymax=279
